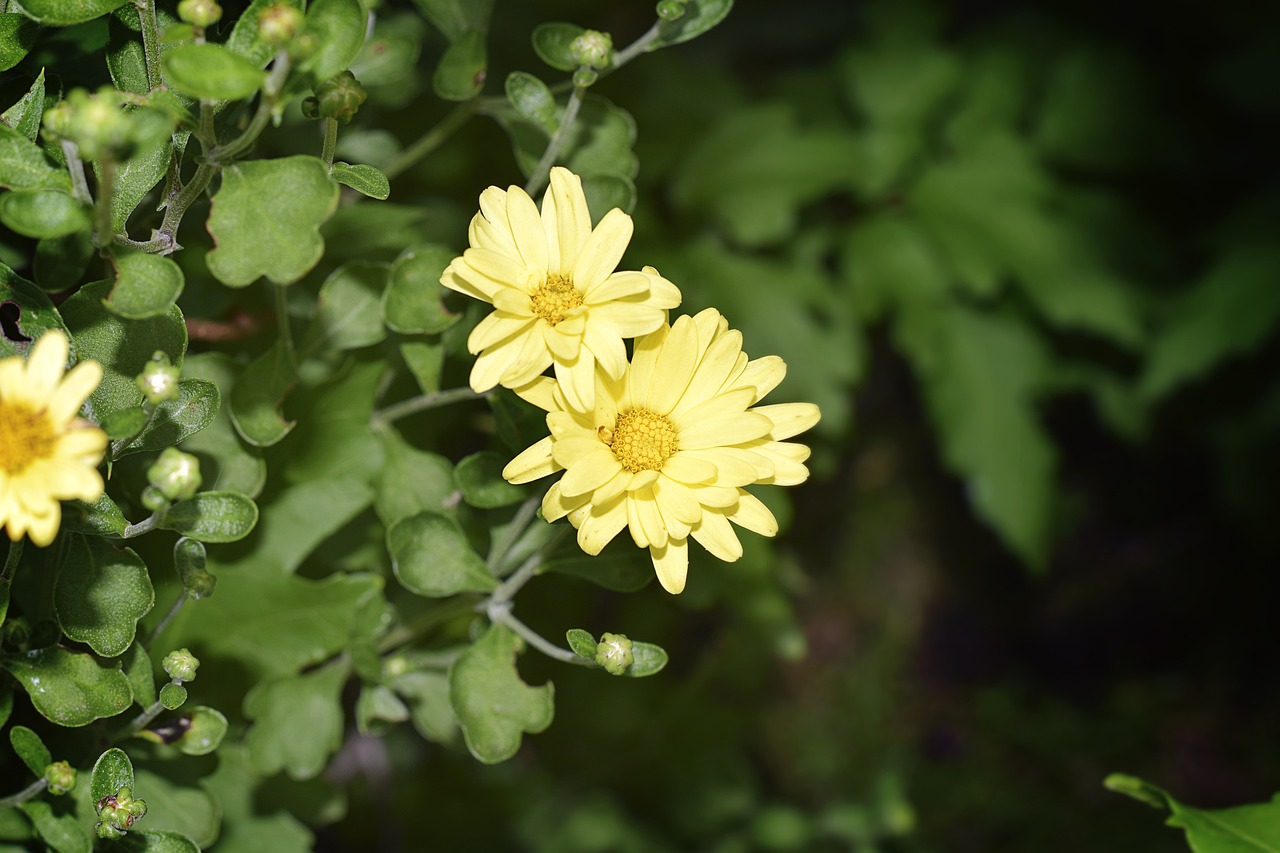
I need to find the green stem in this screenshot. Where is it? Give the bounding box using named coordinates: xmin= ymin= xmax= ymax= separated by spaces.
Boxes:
xmin=524 ymin=83 xmax=587 ymax=197
xmin=209 ymin=51 xmax=292 ymax=164
xmin=135 ymin=0 xmax=162 ymax=92
xmin=144 ymin=594 xmax=187 ymax=650
xmin=376 ymin=597 xmax=481 ymax=655
xmin=487 ymin=552 xmax=545 ymax=608
xmin=371 ymin=387 xmax=486 ymax=425
xmin=486 ymin=496 xmax=540 ymax=573
xmin=122 ymin=511 xmax=164 ymax=539
xmin=611 ymin=20 xmax=665 ymax=69
xmin=1 ymin=539 xmax=23 ymax=584
xmin=92 ymin=160 xmax=116 ymax=248
xmin=61 ymin=141 xmax=93 ymax=205
xmin=321 ymin=117 xmax=338 ymax=168
xmin=0 ymin=778 xmax=48 ymax=811
xmin=488 ymin=605 xmax=591 ymax=667
xmin=383 ymin=101 xmax=476 ymax=181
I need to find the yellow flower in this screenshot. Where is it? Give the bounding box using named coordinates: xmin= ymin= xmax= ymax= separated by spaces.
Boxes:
xmin=0 ymin=330 xmax=107 ymax=547
xmin=503 ymin=308 xmax=821 ymax=594
xmin=441 ymin=166 xmax=681 ymax=410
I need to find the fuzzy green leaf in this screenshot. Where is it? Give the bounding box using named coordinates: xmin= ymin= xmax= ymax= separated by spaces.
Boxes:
xmin=355 ymin=684 xmax=408 ymax=734
xmin=650 ymin=0 xmax=734 ymax=49
xmin=626 ymin=642 xmax=669 ymax=678
xmin=117 ymin=830 xmax=202 ymax=853
xmin=391 ymin=669 xmax=457 ymax=744
xmin=54 ymin=536 xmax=155 ymax=658
xmin=530 ymin=22 xmax=583 ymax=72
xmin=1 ymin=68 xmax=44 ymax=137
xmin=227 ymin=0 xmax=303 ymax=68
xmin=306 ymin=261 xmax=388 ymax=351
xmin=565 ymin=629 xmax=596 ymax=659
xmin=0 ymin=272 xmax=68 ymax=360
xmin=180 ymin=354 xmax=267 ymax=496
xmin=35 ymin=231 xmax=95 ymax=293
xmin=330 ymin=162 xmax=390 ymax=199
xmin=206 ymin=156 xmax=340 ymax=287
xmin=177 ymin=706 xmax=228 ymax=756
xmin=239 ymin=478 xmax=374 ymax=574
xmin=9 ymin=725 xmax=51 ymax=776
xmin=0 ymin=189 xmax=90 ymax=238
xmin=90 ymin=747 xmax=134 ymax=805
xmin=244 ymin=663 xmax=348 ymax=779
xmin=0 ymin=15 xmax=37 ymax=71
xmin=303 ymin=0 xmax=367 ymax=80
xmin=504 ymin=71 xmax=557 ymax=133
xmin=455 ymin=451 xmax=525 ymax=508
xmin=545 ymin=548 xmax=654 ymax=592
xmin=388 ymin=511 xmax=497 ymax=597
xmin=0 ymin=124 xmax=67 ymax=191
xmin=161 ymin=491 xmax=259 ymax=543
xmin=449 ymin=623 xmax=554 ymax=764
xmin=18 ymin=801 xmax=90 ymax=853
xmin=61 ymin=494 xmax=130 ymax=538
xmin=433 ymin=29 xmax=486 ymax=101
xmin=1108 ymin=774 xmax=1280 ymax=852
xmin=412 ymin=0 xmax=493 ymax=42
xmin=105 ymin=250 xmax=185 ymax=319
xmin=162 ymin=43 xmax=266 ymax=100
xmin=98 ymin=126 xmax=173 ymax=235
xmin=228 ymin=340 xmax=297 ymax=447
xmin=13 ymin=0 xmax=129 ymax=25
xmin=1 ymin=648 xmax=132 ymax=726
xmin=121 ymin=642 xmax=156 ymax=709
xmin=382 ymin=245 xmax=460 ymax=334
xmin=374 ymin=433 xmax=455 ymax=527
xmin=117 ymin=379 xmax=220 ymax=457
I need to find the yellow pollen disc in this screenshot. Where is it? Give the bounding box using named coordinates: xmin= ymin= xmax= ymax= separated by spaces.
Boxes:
xmin=530 ymin=274 xmax=583 ymax=326
xmin=0 ymin=400 xmax=56 ymax=475
xmin=603 ymin=407 xmax=679 ymax=473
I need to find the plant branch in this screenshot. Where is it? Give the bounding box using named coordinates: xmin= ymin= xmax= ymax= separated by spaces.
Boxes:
xmin=208 ymin=50 xmax=292 ymax=164
xmin=321 ymin=117 xmax=338 ymax=167
xmin=144 ymin=594 xmax=187 ymax=650
xmin=524 ymin=83 xmax=586 ymax=197
xmin=371 ymin=387 xmax=486 ymax=425
xmin=61 ymin=141 xmax=93 ymax=205
xmin=488 ymin=605 xmax=591 ymax=667
xmin=122 ymin=510 xmax=164 ymax=539
xmin=135 ymin=0 xmax=163 ymax=92
xmin=92 ymin=160 xmax=116 ymax=248
xmin=383 ymin=101 xmax=476 ymax=181
xmin=0 ymin=778 xmax=48 ymax=811
xmin=486 ymin=496 xmax=541 ymax=573
xmin=611 ymin=20 xmax=665 ymax=69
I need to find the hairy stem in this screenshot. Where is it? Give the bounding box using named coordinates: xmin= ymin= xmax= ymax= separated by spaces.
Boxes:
xmin=122 ymin=510 xmax=164 ymax=539
xmin=321 ymin=117 xmax=339 ymax=167
xmin=61 ymin=141 xmax=93 ymax=205
xmin=612 ymin=20 xmax=665 ymax=69
xmin=144 ymin=594 xmax=187 ymax=650
xmin=0 ymin=778 xmax=49 ymax=811
xmin=383 ymin=101 xmax=476 ymax=181
xmin=135 ymin=0 xmax=163 ymax=92
xmin=92 ymin=160 xmax=116 ymax=248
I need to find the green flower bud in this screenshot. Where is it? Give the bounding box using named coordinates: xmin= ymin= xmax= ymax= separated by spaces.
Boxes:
xmin=162 ymin=647 xmax=200 ymax=683
xmin=570 ymin=29 xmax=612 ymax=69
xmin=258 ymin=3 xmax=302 ymax=45
xmin=311 ymin=71 xmax=367 ymax=124
xmin=572 ymin=67 xmax=599 ymax=88
xmin=135 ymin=351 xmax=181 ymax=405
xmin=41 ymin=101 xmax=73 ymax=144
xmin=96 ymin=786 xmax=146 ymax=837
xmin=177 ymin=0 xmax=221 ymax=27
xmin=184 ymin=569 xmax=217 ymax=599
xmin=147 ymin=447 xmax=202 ymax=502
xmin=63 ymin=88 xmax=134 ymax=162
xmin=594 ymin=632 xmax=634 ymax=675
xmin=43 ymin=761 xmax=76 ymax=796
xmin=656 ymin=0 xmax=686 ymax=21
xmin=96 ymin=817 xmax=126 ymax=839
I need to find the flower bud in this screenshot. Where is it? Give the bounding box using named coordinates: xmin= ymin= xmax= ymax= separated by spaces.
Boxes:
xmin=258 ymin=3 xmax=302 ymax=45
xmin=656 ymin=0 xmax=686 ymax=21
xmin=135 ymin=351 xmax=181 ymax=405
xmin=41 ymin=101 xmax=73 ymax=144
xmin=147 ymin=448 xmax=202 ymax=502
xmin=572 ymin=67 xmax=599 ymax=88
xmin=594 ymin=632 xmax=634 ymax=675
xmin=570 ymin=30 xmax=613 ymax=70
xmin=177 ymin=0 xmax=221 ymax=27
xmin=311 ymin=71 xmax=367 ymax=124
xmin=184 ymin=569 xmax=217 ymax=599
xmin=162 ymin=647 xmax=200 ymax=682
xmin=62 ymin=88 xmax=134 ymax=161
xmin=44 ymin=761 xmax=77 ymax=796
xmin=96 ymin=786 xmax=146 ymax=837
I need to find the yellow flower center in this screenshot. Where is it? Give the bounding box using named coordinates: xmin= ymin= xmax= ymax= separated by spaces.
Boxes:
xmin=601 ymin=407 xmax=679 ymax=473
xmin=530 ymin=274 xmax=583 ymax=326
xmin=0 ymin=400 xmax=55 ymax=475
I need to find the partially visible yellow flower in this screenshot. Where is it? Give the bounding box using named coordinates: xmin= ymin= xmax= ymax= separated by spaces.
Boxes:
xmin=503 ymin=308 xmax=821 ymax=594
xmin=441 ymin=166 xmax=681 ymax=411
xmin=0 ymin=330 xmax=107 ymax=547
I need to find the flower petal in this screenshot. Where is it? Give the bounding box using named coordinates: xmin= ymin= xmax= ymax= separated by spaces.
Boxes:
xmin=681 ymin=447 xmax=772 ymax=486
xmin=505 ymin=185 xmax=549 ymax=273
xmin=755 ymin=402 xmax=822 ymax=440
xmin=647 ymin=314 xmax=701 ymax=415
xmin=582 ymin=319 xmax=628 ymax=380
xmin=571 ymin=208 xmax=632 ymax=291
xmin=543 ymin=481 xmax=589 ymax=522
xmin=542 ymin=167 xmax=592 ymax=276
xmin=468 ymin=311 xmax=535 ymax=354
xmin=626 ymin=487 xmax=666 ymax=548
xmin=582 ymin=270 xmax=650 ymax=303
xmin=463 ymin=247 xmax=535 ymax=293
xmin=512 ymin=376 xmax=558 ymax=412
xmin=551 ymin=435 xmax=607 ymax=467
xmin=638 ymin=266 xmax=682 ymax=308
xmin=749 ymin=440 xmax=812 ymax=486
xmin=47 ymin=360 xmax=102 ymax=424
xmin=660 ymin=453 xmax=719 ymax=485
xmin=576 ymin=495 xmax=628 ymax=555
xmin=654 ymin=475 xmax=702 ymax=525
xmin=503 ymin=436 xmax=558 ymax=484
xmin=690 ymin=511 xmax=743 ymax=562
xmin=554 ymin=347 xmax=597 ymax=412
xmin=558 ymin=447 xmax=622 ymax=498
xmin=736 ymin=355 xmax=786 ymax=401
xmin=671 ymin=330 xmax=743 ymax=421
xmin=728 ymin=490 xmax=778 ymax=537
xmin=650 ymin=538 xmax=688 ymax=594
xmin=678 ymin=410 xmax=774 ymax=451
xmin=588 ymin=301 xmax=667 ymax=338
xmin=26 ymin=331 xmax=68 ymax=399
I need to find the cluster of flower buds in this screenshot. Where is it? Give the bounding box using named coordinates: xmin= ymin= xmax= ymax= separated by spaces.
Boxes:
xmin=143 ymin=448 xmax=202 ymax=509
xmin=44 ymin=761 xmax=76 ymax=796
xmin=303 ymin=71 xmax=368 ymax=124
xmin=135 ymin=351 xmax=181 ymax=406
xmin=569 ymin=30 xmax=613 ymax=87
xmin=42 ymin=88 xmax=134 ymax=162
xmin=176 ymin=0 xmax=221 ymax=28
xmin=594 ymin=632 xmax=635 ymax=676
xmin=96 ymin=786 xmax=147 ymax=839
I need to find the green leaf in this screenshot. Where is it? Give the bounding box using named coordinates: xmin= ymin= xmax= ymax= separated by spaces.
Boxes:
xmin=449 ymin=622 xmax=554 ymax=764
xmin=61 ymin=494 xmax=130 ymax=538
xmin=505 ymin=71 xmax=557 ymax=133
xmin=0 ymin=15 xmax=37 ymax=71
xmin=54 ymin=536 xmax=155 ymax=658
xmin=180 ymin=354 xmax=267 ymax=496
xmin=239 ymin=478 xmax=374 ymax=574
xmin=228 ymin=340 xmax=297 ymax=447
xmin=330 ymin=162 xmax=389 ymax=199
xmin=455 ymin=451 xmax=525 ymax=508
xmin=279 ymin=359 xmax=386 ymax=483
xmin=60 ymin=278 xmax=188 ymax=420
xmin=382 ymin=245 xmax=460 ymax=334
xmin=305 ymin=261 xmax=388 ymax=351
xmin=390 ymin=669 xmax=457 ymax=744
xmin=200 ymin=747 xmax=314 ymax=853
xmin=35 ymin=230 xmax=96 ymax=293
xmin=626 ymin=642 xmax=668 ymax=678
xmin=99 ymin=128 xmax=173 ymax=235
xmin=17 ymin=801 xmax=90 ymax=853
xmin=1107 ymin=774 xmax=1280 ymax=852
xmin=244 ymin=663 xmax=348 ymax=779
xmin=399 ymin=338 xmax=444 ymax=394
xmin=100 ymin=407 xmax=148 ymax=440
xmin=90 ymin=747 xmax=134 ymax=804
xmin=9 ymin=725 xmax=51 ymax=776
xmin=159 ymin=683 xmax=187 ymax=709
xmin=13 ymin=0 xmax=129 ymax=25
xmin=1 ymin=68 xmax=45 ymax=139
xmin=841 ymin=212 xmax=951 ymax=322
xmin=355 ymin=683 xmax=408 ymax=734
xmin=168 ymin=571 xmax=382 ymax=678
xmin=433 ymin=29 xmax=486 ymax=101
xmin=227 ymin=0 xmax=303 ymax=68
xmin=162 ymin=43 xmax=266 ymax=100
xmin=580 ymin=173 xmax=636 ymax=222
xmin=302 ymin=0 xmax=367 ymax=81
xmin=412 ymin=0 xmax=493 ymax=42
xmin=1 ymin=647 xmax=132 ymax=726
xmin=0 ymin=189 xmax=91 ymax=239
xmin=105 ymin=249 xmax=184 ymax=319
xmin=531 ymin=22 xmax=583 ymax=72
xmin=388 ymin=511 xmax=497 ymax=597
xmin=374 ymin=433 xmax=455 ymax=527
xmin=0 ymin=271 xmax=69 ymax=359
xmin=121 ymin=641 xmax=156 ymax=708
xmin=161 ymin=491 xmax=259 ymax=543
xmin=130 ymin=768 xmax=219 ymax=848
xmin=176 ymin=705 xmax=228 ymax=756
xmin=650 ymin=0 xmax=734 ymax=49
xmin=117 ymin=379 xmax=220 ymax=457
xmin=117 ymin=830 xmax=201 ymax=853
xmin=545 ymin=548 xmax=654 ymax=592
xmin=206 ymin=156 xmax=340 ymax=287
xmin=565 ymin=629 xmax=596 ymax=659
xmin=0 ymin=124 xmax=68 ymax=191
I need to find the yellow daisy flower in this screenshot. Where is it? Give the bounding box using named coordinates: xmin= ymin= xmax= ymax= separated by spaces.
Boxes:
xmin=502 ymin=308 xmax=821 ymax=594
xmin=440 ymin=166 xmax=681 ymax=411
xmin=0 ymin=330 xmax=107 ymax=547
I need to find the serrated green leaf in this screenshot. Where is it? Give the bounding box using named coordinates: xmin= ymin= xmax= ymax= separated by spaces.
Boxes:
xmin=388 ymin=511 xmax=497 ymax=597
xmin=116 ymin=379 xmax=220 ymax=457
xmin=9 ymin=726 xmax=51 ymax=776
xmin=17 ymin=801 xmax=90 ymax=853
xmin=228 ymin=340 xmax=297 ymax=447
xmin=162 ymin=43 xmax=266 ymax=100
xmin=0 ymin=15 xmax=37 ymax=72
xmin=449 ymin=622 xmax=554 ymax=764
xmin=60 ymin=278 xmax=188 ymax=420
xmin=244 ymin=663 xmax=348 ymax=780
xmin=180 ymin=354 xmax=267 ymax=496
xmin=90 ymin=747 xmax=134 ymax=804
xmin=530 ymin=22 xmax=583 ymax=72
xmin=1 ymin=648 xmax=132 ymax=726
xmin=177 ymin=705 xmax=228 ymax=756
xmin=0 ymin=189 xmax=91 ymax=239
xmin=61 ymin=494 xmax=130 ymax=538
xmin=0 ymin=124 xmax=68 ymax=191
xmin=650 ymin=0 xmax=734 ymax=49
xmin=565 ymin=628 xmax=596 ymax=659
xmin=330 ymin=162 xmax=389 ymax=199
xmin=1 ymin=69 xmax=45 ymax=139
xmin=54 ymin=535 xmax=154 ymax=657
xmin=382 ymin=245 xmax=460 ymax=334
xmin=455 ymin=451 xmax=525 ymax=508
xmin=14 ymin=0 xmax=129 ymax=25
xmin=161 ymin=491 xmax=259 ymax=543
xmin=433 ymin=29 xmax=486 ymax=101
xmin=207 ymin=156 xmax=340 ymax=287
xmin=105 ymin=250 xmax=185 ymax=319
xmin=505 ymin=71 xmax=556 ymax=133
xmin=304 ymin=261 xmax=388 ymax=351
xmin=303 ymin=0 xmax=367 ymax=80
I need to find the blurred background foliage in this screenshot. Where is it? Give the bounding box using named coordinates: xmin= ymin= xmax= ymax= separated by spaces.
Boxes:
xmin=5 ymin=0 xmax=1280 ymax=849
